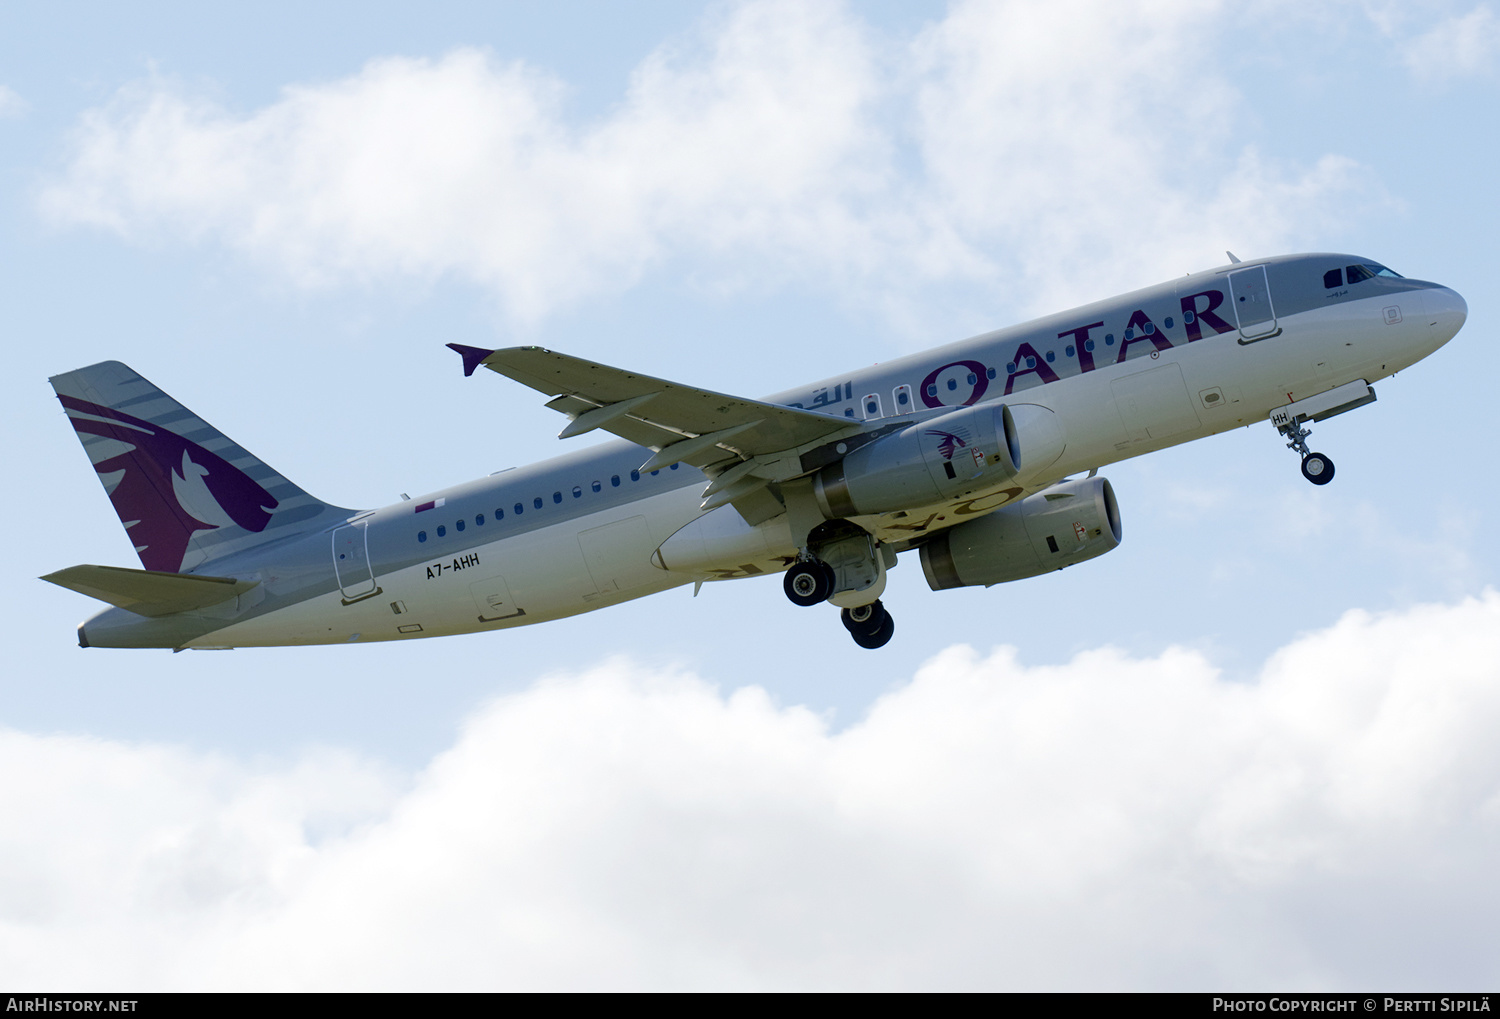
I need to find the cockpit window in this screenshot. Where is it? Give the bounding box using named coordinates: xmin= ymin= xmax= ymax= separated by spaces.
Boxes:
xmin=1347 ymin=263 xmax=1403 ymax=284
xmin=1324 ymin=268 xmax=1343 ymax=289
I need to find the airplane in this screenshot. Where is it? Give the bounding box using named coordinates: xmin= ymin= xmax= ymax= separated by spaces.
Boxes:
xmin=42 ymin=252 xmax=1466 ymax=651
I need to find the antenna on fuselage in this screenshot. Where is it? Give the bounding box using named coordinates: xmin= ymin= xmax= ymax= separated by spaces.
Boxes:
xmin=1226 ymin=250 xmax=1242 ymax=264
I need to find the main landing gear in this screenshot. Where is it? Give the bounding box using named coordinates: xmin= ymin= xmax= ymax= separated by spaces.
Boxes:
xmin=1280 ymin=418 xmax=1335 ymax=486
xmin=782 ymin=537 xmax=896 ymax=650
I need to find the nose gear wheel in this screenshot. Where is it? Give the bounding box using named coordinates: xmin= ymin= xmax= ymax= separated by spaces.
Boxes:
xmin=1279 ymin=418 xmax=1336 ymax=486
xmin=1300 ymin=452 xmax=1334 ymax=485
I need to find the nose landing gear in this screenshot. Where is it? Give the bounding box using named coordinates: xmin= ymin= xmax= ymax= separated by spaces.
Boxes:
xmin=1281 ymin=418 xmax=1335 ymax=486
xmin=1270 ymin=381 xmax=1377 ymax=487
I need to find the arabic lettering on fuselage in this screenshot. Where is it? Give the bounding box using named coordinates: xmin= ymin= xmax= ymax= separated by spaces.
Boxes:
xmin=784 ymin=381 xmax=856 ymax=413
xmin=808 ymin=381 xmax=854 ymax=409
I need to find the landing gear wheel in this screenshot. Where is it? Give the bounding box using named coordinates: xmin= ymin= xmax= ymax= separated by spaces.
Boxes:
xmin=850 ymin=608 xmax=895 ymax=650
xmin=1300 ymin=452 xmax=1335 ymax=486
xmin=843 ymin=600 xmax=894 ymax=648
xmin=784 ymin=561 xmax=835 ymax=606
xmin=841 ymin=600 xmax=884 ymax=637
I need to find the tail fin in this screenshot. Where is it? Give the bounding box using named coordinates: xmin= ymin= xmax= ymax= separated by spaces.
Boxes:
xmin=50 ymin=360 xmax=353 ymax=573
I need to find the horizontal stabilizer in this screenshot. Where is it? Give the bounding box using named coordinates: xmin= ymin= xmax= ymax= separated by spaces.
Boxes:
xmin=41 ymin=564 xmax=258 ymax=617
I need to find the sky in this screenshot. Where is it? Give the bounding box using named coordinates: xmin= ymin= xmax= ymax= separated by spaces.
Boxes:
xmin=3 ymin=0 xmax=1499 ymax=991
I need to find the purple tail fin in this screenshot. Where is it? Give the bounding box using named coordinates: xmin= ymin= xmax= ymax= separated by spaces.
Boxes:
xmin=51 ymin=361 xmax=352 ymax=573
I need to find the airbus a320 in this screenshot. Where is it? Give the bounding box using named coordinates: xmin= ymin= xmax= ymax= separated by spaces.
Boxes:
xmin=43 ymin=253 xmax=1466 ymax=651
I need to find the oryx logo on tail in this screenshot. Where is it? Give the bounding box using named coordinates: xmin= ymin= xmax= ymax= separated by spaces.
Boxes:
xmin=59 ymin=396 xmax=279 ymax=572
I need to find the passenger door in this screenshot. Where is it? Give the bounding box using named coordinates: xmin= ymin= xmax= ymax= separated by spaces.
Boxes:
xmin=1228 ymin=265 xmax=1279 ymax=341
xmin=332 ymin=522 xmax=380 ymax=603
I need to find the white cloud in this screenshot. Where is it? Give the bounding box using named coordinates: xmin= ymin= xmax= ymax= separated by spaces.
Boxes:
xmin=0 ymin=85 xmax=27 ymax=119
xmin=906 ymin=0 xmax=1380 ymax=312
xmin=4 ymin=592 xmax=1500 ymax=989
xmin=41 ymin=1 xmax=891 ymax=323
xmin=39 ymin=0 xmax=1376 ymax=327
xmin=1403 ymin=5 xmax=1500 ymax=83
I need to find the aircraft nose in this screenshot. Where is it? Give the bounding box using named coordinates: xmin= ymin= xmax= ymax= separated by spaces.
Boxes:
xmin=1428 ymin=286 xmax=1468 ymax=344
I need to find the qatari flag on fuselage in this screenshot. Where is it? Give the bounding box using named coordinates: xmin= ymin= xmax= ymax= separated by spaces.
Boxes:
xmin=414 ymin=498 xmax=446 ymax=513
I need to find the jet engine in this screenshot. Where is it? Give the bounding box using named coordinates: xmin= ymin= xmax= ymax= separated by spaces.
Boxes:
xmin=814 ymin=402 xmax=1022 ymax=518
xmin=920 ymin=476 xmax=1121 ymax=590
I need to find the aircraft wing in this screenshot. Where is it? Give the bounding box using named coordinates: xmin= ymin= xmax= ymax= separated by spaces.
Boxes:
xmin=449 ymin=344 xmax=858 ymax=472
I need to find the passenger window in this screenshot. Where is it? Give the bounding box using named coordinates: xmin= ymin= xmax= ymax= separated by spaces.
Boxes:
xmin=496 ymin=508 xmax=504 ymax=519
xmin=553 ymin=491 xmax=562 ymax=504
xmin=592 ymin=481 xmax=602 ymax=493
xmin=630 ymin=470 xmax=640 ymax=481
xmin=1324 ymin=268 xmax=1343 ymax=289
xmin=533 ymin=497 xmax=542 ymax=509
xmin=456 ymin=519 xmax=465 ymax=532
xmin=418 ymin=530 xmax=427 ymax=543
xmin=476 ymin=514 xmax=484 ymax=526
xmin=611 ymin=475 xmax=620 ymax=487
xmin=926 ymin=384 xmax=937 ymax=397
xmin=966 ymin=372 xmax=977 ymax=385
xmin=893 ymin=384 xmax=912 ymax=410
xmin=514 ymin=503 xmax=523 ymax=515
xmin=1065 ymin=345 xmax=1075 ymax=357
xmin=572 ymin=486 xmax=581 ymax=498
xmin=863 ymin=394 xmax=882 ymax=419
xmin=1045 ymin=351 xmax=1055 ymax=362
xmin=986 ymin=367 xmax=997 ymax=380
xmin=437 ymin=525 xmax=446 ymax=538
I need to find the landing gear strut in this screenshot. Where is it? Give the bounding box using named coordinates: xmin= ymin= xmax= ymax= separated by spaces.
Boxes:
xmin=841 ymin=600 xmax=895 ymax=650
xmin=1280 ymin=419 xmax=1335 ymax=486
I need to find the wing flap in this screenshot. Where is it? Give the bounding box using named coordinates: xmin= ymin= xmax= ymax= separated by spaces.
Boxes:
xmin=464 ymin=346 xmax=857 ymax=468
xmin=543 ymin=394 xmax=686 ymax=449
xmin=42 ymin=564 xmax=258 ymax=617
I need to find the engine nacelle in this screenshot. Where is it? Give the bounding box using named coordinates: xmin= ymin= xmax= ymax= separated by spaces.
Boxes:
xmin=920 ymin=476 xmax=1121 ymax=590
xmin=814 ymin=402 xmax=1021 ymax=518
